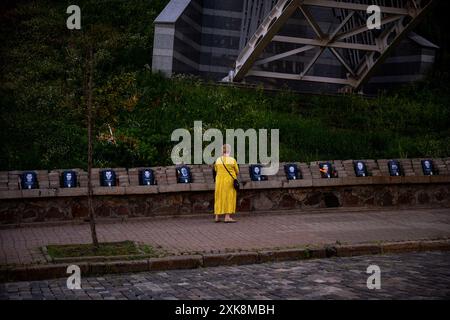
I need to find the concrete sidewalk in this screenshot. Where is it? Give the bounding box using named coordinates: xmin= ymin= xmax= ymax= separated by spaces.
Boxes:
xmin=1 ymin=208 xmax=450 ymax=266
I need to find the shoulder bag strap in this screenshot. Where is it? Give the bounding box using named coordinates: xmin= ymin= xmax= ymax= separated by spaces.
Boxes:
xmin=220 ymin=157 xmax=236 ymax=180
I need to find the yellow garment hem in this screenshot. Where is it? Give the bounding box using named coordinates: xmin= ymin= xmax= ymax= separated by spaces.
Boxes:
xmin=214 ymin=212 xmax=235 ymax=215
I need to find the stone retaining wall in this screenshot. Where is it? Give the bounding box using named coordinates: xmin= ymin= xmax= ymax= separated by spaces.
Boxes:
xmin=1 ymin=158 xmax=449 ymax=225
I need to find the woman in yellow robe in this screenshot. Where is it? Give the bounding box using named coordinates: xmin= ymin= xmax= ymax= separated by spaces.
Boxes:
xmin=214 ymin=144 xmax=239 ymax=223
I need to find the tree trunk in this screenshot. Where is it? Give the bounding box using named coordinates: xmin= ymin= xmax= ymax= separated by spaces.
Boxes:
xmin=86 ymin=46 xmax=99 ymax=247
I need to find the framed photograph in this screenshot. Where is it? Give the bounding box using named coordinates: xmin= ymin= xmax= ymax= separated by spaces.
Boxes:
xmin=284 ymin=164 xmax=301 ymax=180
xmin=319 ymin=162 xmax=334 ymax=179
xmin=388 ymin=160 xmax=402 ymax=177
xmin=100 ymin=169 xmax=117 ymax=187
xmin=354 ymin=161 xmax=368 ymax=177
xmin=177 ymin=166 xmax=192 ymax=184
xmin=21 ymin=171 xmax=38 ymax=190
xmin=421 ymin=160 xmax=435 ymax=176
xmin=62 ymin=170 xmax=77 ymax=188
xmin=139 ymin=169 xmax=156 ymax=186
xmin=249 ymin=165 xmax=267 ymax=181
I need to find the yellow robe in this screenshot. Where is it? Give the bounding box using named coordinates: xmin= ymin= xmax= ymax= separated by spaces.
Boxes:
xmin=214 ymin=156 xmax=239 ymax=215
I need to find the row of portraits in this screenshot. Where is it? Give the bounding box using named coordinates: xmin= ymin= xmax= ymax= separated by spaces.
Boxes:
xmin=99 ymin=169 xmax=157 ymax=187
xmin=318 ymin=160 xmax=437 ymax=179
xmin=18 ymin=169 xmax=157 ymax=190
xmin=18 ymin=160 xmax=438 ymax=189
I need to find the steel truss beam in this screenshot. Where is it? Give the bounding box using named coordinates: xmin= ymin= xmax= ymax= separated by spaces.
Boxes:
xmin=223 ymin=0 xmax=435 ymax=92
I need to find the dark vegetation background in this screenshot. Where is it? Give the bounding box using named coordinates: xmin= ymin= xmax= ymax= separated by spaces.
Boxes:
xmin=1 ymin=0 xmax=449 ymax=171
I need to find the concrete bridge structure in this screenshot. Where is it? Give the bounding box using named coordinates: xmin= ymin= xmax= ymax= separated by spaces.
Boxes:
xmin=152 ymin=0 xmax=437 ymax=94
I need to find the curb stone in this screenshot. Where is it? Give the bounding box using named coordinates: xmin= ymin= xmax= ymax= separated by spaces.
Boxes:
xmin=149 ymin=255 xmax=203 ymax=271
xmin=203 ymin=252 xmax=259 ymax=267
xmin=89 ymin=260 xmax=148 ymax=275
xmin=0 ymin=239 xmax=449 ymax=282
xmin=335 ymin=244 xmax=381 ymax=257
xmin=258 ymin=248 xmax=310 ymax=263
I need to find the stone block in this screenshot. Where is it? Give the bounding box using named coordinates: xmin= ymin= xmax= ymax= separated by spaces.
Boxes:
xmin=129 ymin=177 xmax=139 ymax=186
xmin=0 ymin=190 xmax=22 ymax=199
xmin=388 ymin=176 xmax=403 ymax=184
xmin=93 ymin=187 xmax=126 ymax=196
xmin=26 ymin=264 xmax=81 ymax=281
xmin=261 ymin=180 xmax=283 ymax=189
xmin=91 ymin=172 xmax=101 ymax=187
xmin=125 ymin=186 xmax=159 ymax=195
xmin=336 ymin=244 xmax=381 ymax=257
xmin=190 ymin=167 xmax=202 ymax=173
xmin=429 ymin=175 xmax=450 ymax=184
xmin=21 ymin=189 xmax=43 ymax=198
xmin=7 ymin=180 xmax=20 ymax=190
xmin=78 ymin=172 xmax=88 ymax=185
xmin=282 ymin=179 xmax=313 ymax=188
xmin=156 ymin=179 xmax=169 ymax=187
xmin=402 ymin=176 xmax=431 ymax=184
xmin=56 ymin=188 xmax=88 ymax=197
xmin=48 ymin=173 xmax=60 ymax=188
xmin=371 ymin=176 xmax=391 ymax=185
xmin=166 ymin=177 xmax=178 ymax=184
xmin=158 ymin=184 xmax=190 ymax=193
xmin=258 ymin=248 xmax=310 ymax=263
xmin=312 ymin=178 xmax=343 ymax=187
xmin=203 ymin=252 xmax=259 ymax=267
xmin=118 ymin=175 xmax=130 ymax=186
xmin=419 ymin=240 xmax=450 ymax=252
xmin=190 ymin=183 xmax=212 ymax=192
xmin=41 ymin=189 xmax=57 ymax=197
xmin=436 ymin=165 xmax=449 ymax=176
xmin=376 ymin=160 xmax=390 ymax=172
xmin=88 ymin=260 xmax=149 ymax=275
xmin=340 ymin=177 xmax=373 ymax=186
xmin=149 ymin=255 xmax=202 ymax=271
xmin=307 ymin=248 xmax=327 ymax=259
xmin=381 ymin=241 xmax=422 ymax=254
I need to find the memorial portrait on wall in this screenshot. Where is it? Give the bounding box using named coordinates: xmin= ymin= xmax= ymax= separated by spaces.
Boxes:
xmin=177 ymin=165 xmax=192 ymax=184
xmin=249 ymin=165 xmax=267 ymax=181
xmin=100 ymin=169 xmax=116 ymax=187
xmin=319 ymin=162 xmax=334 ymax=179
xmin=139 ymin=169 xmax=156 ymax=186
xmin=388 ymin=160 xmax=401 ymax=177
xmin=354 ymin=161 xmax=368 ymax=177
xmin=21 ymin=171 xmax=38 ymax=189
xmin=284 ymin=164 xmax=301 ymax=180
xmin=62 ymin=170 xmax=77 ymax=188
xmin=421 ymin=160 xmax=435 ymax=176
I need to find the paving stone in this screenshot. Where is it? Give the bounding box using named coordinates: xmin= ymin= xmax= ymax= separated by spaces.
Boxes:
xmin=6 ymin=252 xmax=446 ymax=300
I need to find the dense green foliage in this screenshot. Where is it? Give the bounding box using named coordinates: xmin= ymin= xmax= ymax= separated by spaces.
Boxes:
xmin=1 ymin=0 xmax=449 ymax=171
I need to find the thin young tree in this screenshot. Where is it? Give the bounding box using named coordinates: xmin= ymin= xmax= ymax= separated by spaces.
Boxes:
xmin=85 ymin=45 xmax=99 ymax=248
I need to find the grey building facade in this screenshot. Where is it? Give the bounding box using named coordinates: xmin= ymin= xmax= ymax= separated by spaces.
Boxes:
xmin=152 ymin=0 xmax=437 ymax=94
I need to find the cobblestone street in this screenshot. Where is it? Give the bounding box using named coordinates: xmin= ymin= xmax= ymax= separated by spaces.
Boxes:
xmin=1 ymin=251 xmax=449 ymax=300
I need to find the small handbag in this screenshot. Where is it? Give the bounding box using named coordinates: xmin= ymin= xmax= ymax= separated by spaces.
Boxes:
xmin=220 ymin=157 xmax=240 ymax=191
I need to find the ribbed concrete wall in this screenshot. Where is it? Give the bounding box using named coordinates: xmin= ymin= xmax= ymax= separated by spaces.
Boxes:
xmin=152 ymin=0 xmax=437 ymax=93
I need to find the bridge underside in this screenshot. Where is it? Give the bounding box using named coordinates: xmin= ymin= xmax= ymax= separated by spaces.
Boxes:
xmin=153 ymin=0 xmax=437 ymax=94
